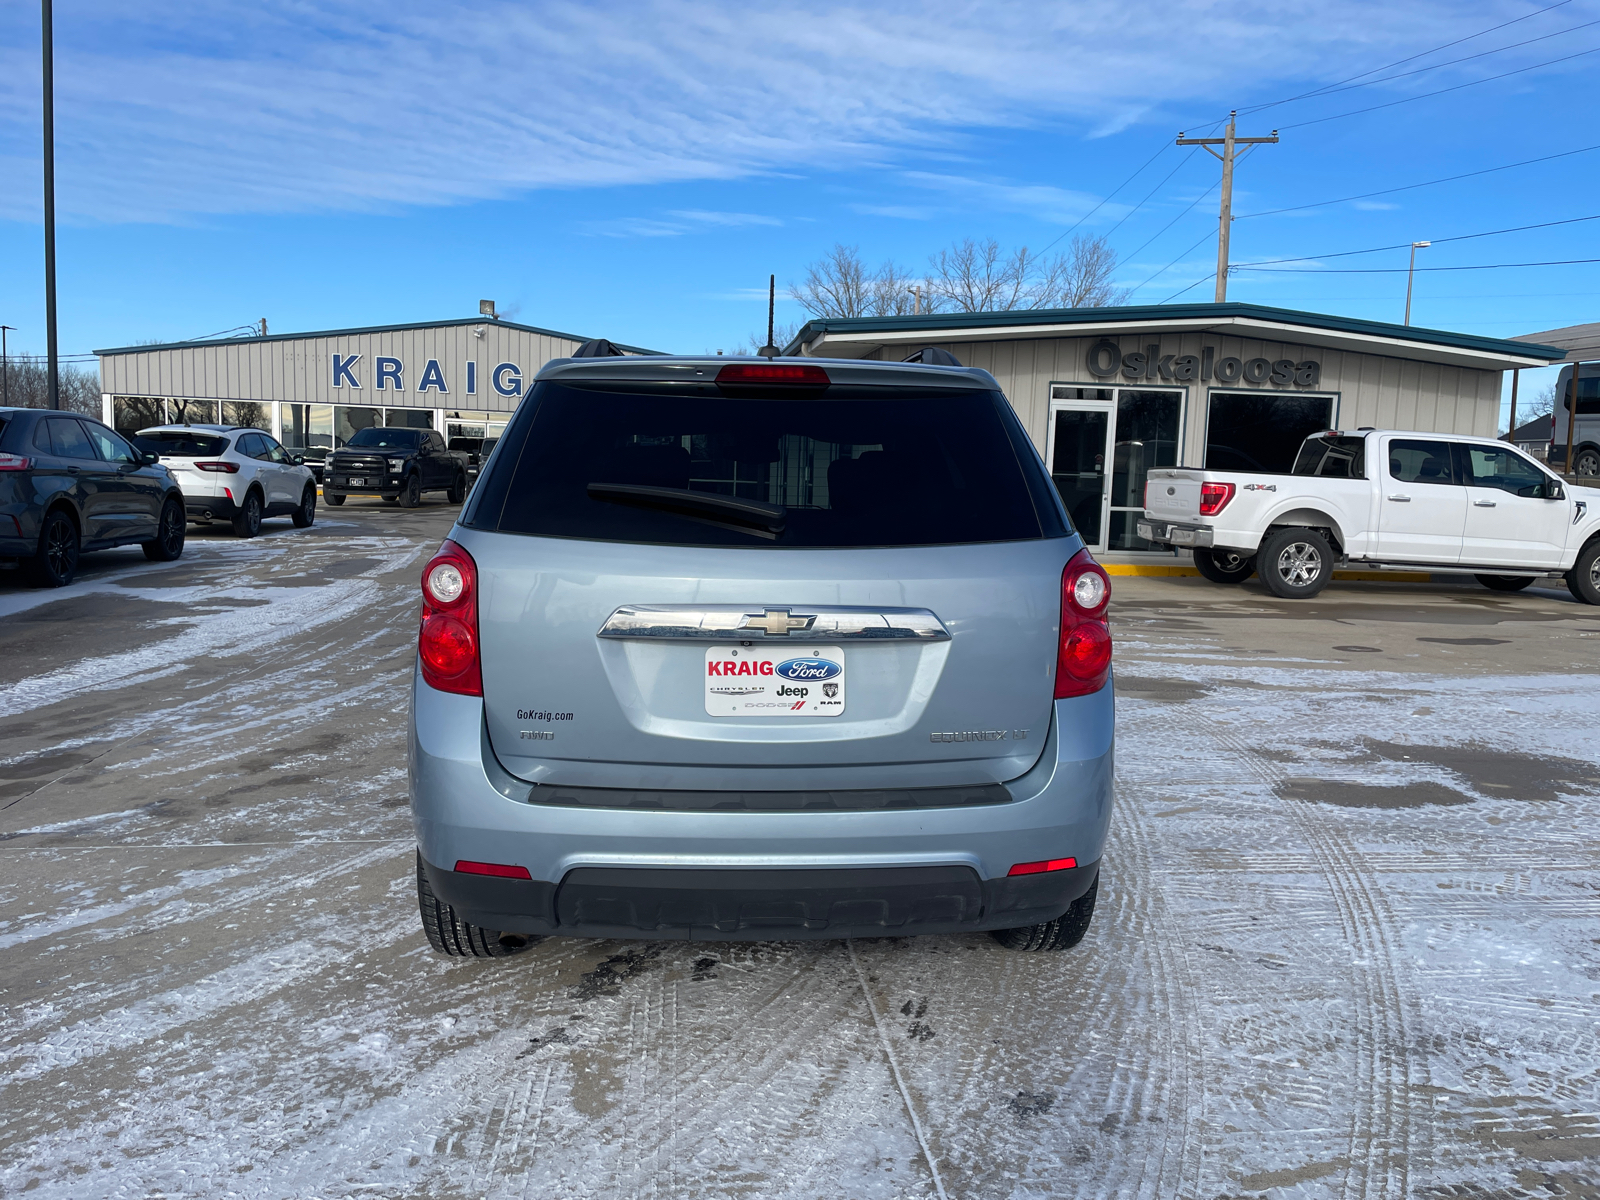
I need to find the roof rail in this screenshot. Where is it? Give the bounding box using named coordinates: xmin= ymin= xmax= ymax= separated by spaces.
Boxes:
xmin=573 ymin=338 xmax=628 ymax=359
xmin=901 ymin=347 xmax=963 ymax=367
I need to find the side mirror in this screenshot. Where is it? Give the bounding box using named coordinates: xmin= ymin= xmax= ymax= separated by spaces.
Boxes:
xmin=292 ymin=455 xmax=305 ymax=465
xmin=140 ymin=450 xmax=160 ymax=466
xmin=1548 ymin=481 xmax=1565 ymax=501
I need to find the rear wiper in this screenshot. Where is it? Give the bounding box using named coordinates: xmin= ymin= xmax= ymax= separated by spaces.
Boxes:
xmin=586 ymin=483 xmax=787 ymax=538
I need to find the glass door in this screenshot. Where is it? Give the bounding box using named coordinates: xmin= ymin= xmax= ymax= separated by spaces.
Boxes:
xmin=1047 ymin=398 xmax=1114 ymax=552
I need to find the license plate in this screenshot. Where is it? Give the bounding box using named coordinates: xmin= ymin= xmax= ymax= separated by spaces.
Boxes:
xmin=704 ymin=645 xmax=845 ymax=717
xmin=1171 ymin=528 xmax=1195 ymax=545
xmin=1136 ymin=522 xmax=1154 ymax=539
xmin=347 ymin=477 xmax=365 ymax=486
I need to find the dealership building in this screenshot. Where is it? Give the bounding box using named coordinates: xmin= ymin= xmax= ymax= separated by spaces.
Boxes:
xmin=785 ymin=303 xmax=1567 ymax=557
xmin=95 ymin=316 xmax=657 ymax=465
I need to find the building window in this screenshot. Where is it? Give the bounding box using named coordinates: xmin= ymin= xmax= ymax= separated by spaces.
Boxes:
xmin=169 ymin=398 xmax=220 ymax=425
xmin=222 ymin=401 xmax=270 ymax=429
xmin=334 ymin=405 xmax=381 ymax=446
xmin=281 ymin=404 xmax=334 ymax=467
xmin=383 ymin=407 xmax=434 ymax=430
xmin=1206 ymin=391 xmax=1335 ymax=473
xmin=112 ymin=396 xmax=166 ymax=437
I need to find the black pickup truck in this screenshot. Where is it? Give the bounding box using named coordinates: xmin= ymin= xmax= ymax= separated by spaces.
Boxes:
xmin=323 ymin=427 xmax=469 ymax=508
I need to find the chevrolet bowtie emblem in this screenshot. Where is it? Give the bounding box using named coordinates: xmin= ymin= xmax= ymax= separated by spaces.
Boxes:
xmin=741 ymin=608 xmax=816 ymax=636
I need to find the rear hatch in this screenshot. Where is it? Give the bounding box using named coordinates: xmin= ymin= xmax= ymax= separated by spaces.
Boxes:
xmin=1143 ymin=469 xmax=1204 ymax=522
xmin=131 ymin=429 xmax=230 ymax=497
xmin=457 ymin=361 xmax=1077 ymax=792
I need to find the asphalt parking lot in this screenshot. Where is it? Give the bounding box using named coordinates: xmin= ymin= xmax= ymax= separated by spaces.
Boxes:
xmin=1 ymin=502 xmax=1597 ymax=1199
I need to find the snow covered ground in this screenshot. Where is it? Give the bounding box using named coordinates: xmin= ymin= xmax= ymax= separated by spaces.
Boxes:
xmin=1 ymin=505 xmax=1596 ymax=1199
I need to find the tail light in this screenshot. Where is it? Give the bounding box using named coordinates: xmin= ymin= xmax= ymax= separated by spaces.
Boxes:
xmin=194 ymin=460 xmax=240 ymax=473
xmin=1198 ymin=481 xmax=1235 ymax=515
xmin=0 ymin=453 xmax=32 ymax=471
xmin=419 ymin=539 xmax=481 ymax=696
xmin=1008 ymin=857 xmax=1078 ymax=876
xmin=1055 ymin=547 xmax=1112 ymax=699
xmin=715 ymin=363 xmax=830 ymax=384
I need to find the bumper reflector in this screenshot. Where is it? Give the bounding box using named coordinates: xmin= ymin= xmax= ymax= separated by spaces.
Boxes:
xmin=1007 ymin=857 xmax=1078 ymax=876
xmin=454 ymin=860 xmax=533 ymax=880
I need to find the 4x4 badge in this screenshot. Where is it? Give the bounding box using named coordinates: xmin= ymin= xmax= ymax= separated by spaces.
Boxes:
xmin=740 ymin=608 xmax=817 ymax=636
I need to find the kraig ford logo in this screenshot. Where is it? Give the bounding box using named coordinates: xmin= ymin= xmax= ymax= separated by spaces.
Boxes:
xmin=776 ymin=658 xmax=841 ymax=681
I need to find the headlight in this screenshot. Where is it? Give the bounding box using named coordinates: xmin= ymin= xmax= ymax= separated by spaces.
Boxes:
xmin=387 ymin=458 xmax=406 ymax=472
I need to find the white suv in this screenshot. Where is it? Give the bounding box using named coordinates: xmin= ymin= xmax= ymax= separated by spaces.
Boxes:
xmin=131 ymin=425 xmax=318 ymax=538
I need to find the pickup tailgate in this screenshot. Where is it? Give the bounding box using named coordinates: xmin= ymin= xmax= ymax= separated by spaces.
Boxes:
xmin=1143 ymin=470 xmax=1205 ymax=522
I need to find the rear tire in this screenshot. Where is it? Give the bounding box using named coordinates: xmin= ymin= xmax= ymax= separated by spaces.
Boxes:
xmin=1475 ymin=574 xmax=1534 ymax=593
xmin=1258 ymin=526 xmax=1334 ymax=599
xmin=447 ymin=472 xmax=466 ymax=504
xmin=993 ymin=874 xmax=1098 ymax=952
xmin=398 ymin=473 xmax=422 ymax=508
xmin=1567 ymin=538 xmax=1600 ymax=605
xmin=30 ymin=509 xmax=80 ymax=587
xmin=1192 ymin=547 xmax=1255 ymax=585
xmin=1573 ymin=448 xmax=1600 ymax=477
xmin=291 ymin=484 xmax=317 ymax=528
xmin=325 ymin=493 xmax=345 ymax=507
xmin=416 ymin=852 xmax=538 ymax=958
xmin=231 ymin=489 xmax=262 ymax=538
xmin=142 ymin=497 xmax=186 ymax=561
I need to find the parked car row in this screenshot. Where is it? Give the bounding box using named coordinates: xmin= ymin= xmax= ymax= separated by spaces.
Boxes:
xmin=1 ymin=409 xmax=479 ymax=588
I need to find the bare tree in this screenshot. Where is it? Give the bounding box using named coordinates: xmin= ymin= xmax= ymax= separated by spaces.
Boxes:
xmin=869 ymin=260 xmax=940 ymax=317
xmin=1036 ymin=235 xmax=1130 ymax=309
xmin=1 ymin=356 xmax=102 ymax=415
xmin=790 ymin=244 xmax=871 ymax=319
xmin=926 ymin=239 xmax=1034 ymax=313
xmin=738 ymin=321 xmax=805 ymax=356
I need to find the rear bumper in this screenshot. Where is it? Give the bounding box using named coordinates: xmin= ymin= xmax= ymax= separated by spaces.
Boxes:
xmin=409 ymin=668 xmax=1115 ymax=940
xmin=184 ymin=494 xmax=237 ymax=520
xmin=420 ymin=856 xmax=1099 ymax=940
xmin=1137 ymin=518 xmax=1213 ymax=548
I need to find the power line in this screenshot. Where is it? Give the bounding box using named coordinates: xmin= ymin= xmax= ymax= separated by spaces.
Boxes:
xmin=1237 ymin=0 xmax=1575 ymax=115
xmin=1280 ymin=44 xmax=1600 ymax=130
xmin=1260 ymin=15 xmax=1600 ymax=108
xmin=1127 ymin=227 xmax=1218 ymax=297
xmin=1234 ymin=256 xmax=1600 ymax=274
xmin=1122 ymin=181 xmax=1219 ymax=270
xmin=1032 ymin=143 xmax=1172 ymax=258
xmin=1241 ymin=213 xmax=1600 ymax=267
xmin=1235 ymin=143 xmax=1600 ymax=219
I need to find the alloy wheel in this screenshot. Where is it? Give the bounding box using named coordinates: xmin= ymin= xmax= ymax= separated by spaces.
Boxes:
xmin=1276 ymin=541 xmax=1322 ymax=587
xmin=1576 ymin=451 xmax=1600 ymax=477
xmin=160 ymin=504 xmax=183 ymax=554
xmin=46 ymin=517 xmax=77 ymax=579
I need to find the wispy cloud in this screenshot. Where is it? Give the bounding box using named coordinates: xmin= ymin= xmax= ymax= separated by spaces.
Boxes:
xmin=850 ymin=203 xmax=937 ymax=220
xmin=0 ymin=0 xmax=1511 ymax=224
xmin=580 ymin=209 xmax=784 ymax=237
xmin=1351 ymin=200 xmax=1401 ymax=210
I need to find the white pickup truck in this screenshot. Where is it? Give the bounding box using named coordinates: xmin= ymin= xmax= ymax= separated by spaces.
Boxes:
xmin=1139 ymin=429 xmax=1600 ymax=603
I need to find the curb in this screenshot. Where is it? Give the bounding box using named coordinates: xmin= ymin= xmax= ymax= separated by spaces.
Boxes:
xmin=1103 ymin=564 xmax=1433 ymax=582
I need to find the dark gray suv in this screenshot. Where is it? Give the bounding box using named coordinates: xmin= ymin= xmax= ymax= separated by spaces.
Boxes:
xmin=409 ymin=357 xmax=1114 ymax=956
xmin=0 ymin=407 xmax=187 ymax=586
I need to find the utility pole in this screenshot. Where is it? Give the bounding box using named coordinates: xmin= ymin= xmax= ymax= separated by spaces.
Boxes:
xmin=41 ymin=0 xmax=59 ymax=409
xmin=259 ymin=317 xmax=268 ymax=337
xmin=1177 ymin=112 xmax=1278 ymax=303
xmin=907 ymin=285 xmax=922 ymax=315
xmin=1404 ymin=241 xmax=1430 ymax=325
xmin=0 ymin=326 xmax=12 ymax=406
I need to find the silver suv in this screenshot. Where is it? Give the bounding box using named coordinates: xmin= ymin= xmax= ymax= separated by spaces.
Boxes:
xmin=409 ymin=355 xmax=1114 ymax=956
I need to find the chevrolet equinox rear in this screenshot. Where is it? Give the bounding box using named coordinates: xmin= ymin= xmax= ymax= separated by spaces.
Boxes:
xmin=409 ymin=355 xmax=1114 ymax=955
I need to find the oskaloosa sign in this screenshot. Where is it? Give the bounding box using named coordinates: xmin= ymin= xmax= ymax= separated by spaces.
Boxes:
xmin=1087 ymin=341 xmax=1321 ymax=387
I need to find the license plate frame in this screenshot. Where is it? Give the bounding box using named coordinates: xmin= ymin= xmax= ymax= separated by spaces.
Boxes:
xmin=704 ymin=645 xmax=845 ymax=717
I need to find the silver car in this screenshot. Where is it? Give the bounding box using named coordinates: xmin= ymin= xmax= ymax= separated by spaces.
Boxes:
xmin=409 ymin=355 xmax=1114 ymax=955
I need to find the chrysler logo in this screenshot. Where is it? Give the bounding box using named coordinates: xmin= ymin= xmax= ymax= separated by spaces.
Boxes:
xmin=741 ymin=608 xmax=816 ymax=636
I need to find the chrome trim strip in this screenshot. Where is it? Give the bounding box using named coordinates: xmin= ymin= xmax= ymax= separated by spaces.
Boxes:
xmin=597 ymin=604 xmax=950 ymax=641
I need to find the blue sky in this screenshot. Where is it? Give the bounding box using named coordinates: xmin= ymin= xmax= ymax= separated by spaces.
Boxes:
xmin=0 ymin=0 xmax=1595 ymax=416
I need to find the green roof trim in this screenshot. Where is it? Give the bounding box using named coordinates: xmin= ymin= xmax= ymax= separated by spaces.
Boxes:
xmin=781 ymin=302 xmax=1568 ymax=362
xmin=96 ymin=316 xmax=665 ymax=357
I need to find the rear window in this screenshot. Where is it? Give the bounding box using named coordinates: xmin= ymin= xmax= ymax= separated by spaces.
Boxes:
xmin=1292 ymin=435 xmax=1366 ymax=478
xmin=466 ymin=381 xmax=1066 ymax=548
xmin=133 ymin=431 xmax=227 ymax=457
xmin=347 ymin=428 xmax=425 ymax=449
